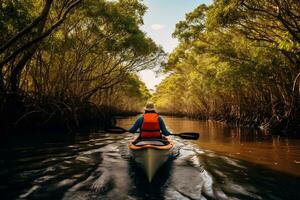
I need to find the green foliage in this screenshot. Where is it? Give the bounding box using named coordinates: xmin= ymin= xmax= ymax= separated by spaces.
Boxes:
xmin=154 ymin=0 xmax=300 ymax=129
xmin=113 ymin=73 xmax=151 ymax=112
xmin=0 ymin=0 xmax=156 ymax=113
xmin=0 ymin=0 xmax=35 ymax=41
xmin=173 ymin=4 xmax=208 ymax=43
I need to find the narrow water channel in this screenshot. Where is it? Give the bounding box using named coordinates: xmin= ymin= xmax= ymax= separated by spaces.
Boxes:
xmin=0 ymin=116 xmax=300 ymax=200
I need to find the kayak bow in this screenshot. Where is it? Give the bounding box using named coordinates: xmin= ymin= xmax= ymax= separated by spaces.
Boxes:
xmin=128 ymin=137 xmax=174 ymax=182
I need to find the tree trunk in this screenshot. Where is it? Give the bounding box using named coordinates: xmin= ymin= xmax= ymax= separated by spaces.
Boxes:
xmin=9 ymin=0 xmax=52 ymax=92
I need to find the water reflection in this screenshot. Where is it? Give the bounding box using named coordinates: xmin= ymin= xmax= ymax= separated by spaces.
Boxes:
xmin=0 ymin=117 xmax=299 ymax=199
xmin=128 ymin=159 xmax=173 ymax=200
xmin=201 ymin=151 xmax=300 ymax=200
xmin=152 ymin=116 xmax=300 ymax=176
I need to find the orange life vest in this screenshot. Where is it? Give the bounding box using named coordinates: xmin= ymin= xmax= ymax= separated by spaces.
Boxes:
xmin=140 ymin=113 xmax=161 ymax=138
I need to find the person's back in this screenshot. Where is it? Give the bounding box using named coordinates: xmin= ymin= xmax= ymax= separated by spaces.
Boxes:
xmin=129 ymin=102 xmax=171 ymax=138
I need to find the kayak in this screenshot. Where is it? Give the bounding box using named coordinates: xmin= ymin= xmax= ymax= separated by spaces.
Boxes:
xmin=128 ymin=137 xmax=174 ymax=182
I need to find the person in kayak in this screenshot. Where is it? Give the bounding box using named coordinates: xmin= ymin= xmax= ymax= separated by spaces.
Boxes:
xmin=128 ymin=102 xmax=171 ymax=138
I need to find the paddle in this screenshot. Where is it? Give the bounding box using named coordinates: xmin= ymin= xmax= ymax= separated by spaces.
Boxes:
xmin=105 ymin=127 xmax=200 ymax=140
xmin=171 ymin=132 xmax=199 ymax=140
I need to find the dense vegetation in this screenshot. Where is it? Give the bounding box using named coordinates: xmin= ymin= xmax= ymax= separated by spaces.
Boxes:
xmin=0 ymin=0 xmax=159 ymax=133
xmin=153 ymin=0 xmax=300 ymax=131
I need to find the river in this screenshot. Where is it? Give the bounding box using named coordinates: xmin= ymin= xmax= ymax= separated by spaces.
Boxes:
xmin=0 ymin=116 xmax=300 ymax=200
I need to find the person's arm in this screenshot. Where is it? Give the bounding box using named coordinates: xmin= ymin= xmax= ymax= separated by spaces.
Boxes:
xmin=158 ymin=116 xmax=171 ymax=136
xmin=128 ymin=116 xmax=143 ymax=133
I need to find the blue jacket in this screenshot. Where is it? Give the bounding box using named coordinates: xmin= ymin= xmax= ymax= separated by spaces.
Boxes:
xmin=128 ymin=115 xmax=171 ymax=136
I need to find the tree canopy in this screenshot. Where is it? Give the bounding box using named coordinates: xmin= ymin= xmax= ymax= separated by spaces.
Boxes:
xmin=153 ymin=0 xmax=300 ymax=130
xmin=0 ymin=0 xmax=158 ymax=132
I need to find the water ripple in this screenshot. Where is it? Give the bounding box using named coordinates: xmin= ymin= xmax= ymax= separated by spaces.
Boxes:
xmin=0 ymin=131 xmax=300 ymax=200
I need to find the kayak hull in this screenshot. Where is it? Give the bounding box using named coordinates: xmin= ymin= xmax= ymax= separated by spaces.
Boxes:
xmin=129 ymin=137 xmax=174 ymax=182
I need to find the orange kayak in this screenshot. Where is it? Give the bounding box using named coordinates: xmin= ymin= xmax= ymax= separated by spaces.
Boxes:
xmin=128 ymin=137 xmax=174 ymax=182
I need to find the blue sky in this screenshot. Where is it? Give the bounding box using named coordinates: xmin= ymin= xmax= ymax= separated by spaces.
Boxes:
xmin=138 ymin=0 xmax=213 ymax=90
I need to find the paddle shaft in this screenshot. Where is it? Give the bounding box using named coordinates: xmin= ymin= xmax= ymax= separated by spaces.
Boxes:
xmin=105 ymin=127 xmax=199 ymax=140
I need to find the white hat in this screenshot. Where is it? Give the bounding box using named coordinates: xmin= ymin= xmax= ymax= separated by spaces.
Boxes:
xmin=144 ymin=102 xmax=155 ymax=111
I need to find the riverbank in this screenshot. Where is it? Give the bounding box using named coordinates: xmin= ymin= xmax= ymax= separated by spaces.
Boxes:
xmin=0 ymin=93 xmax=139 ymax=136
xmin=157 ymin=111 xmax=300 ymax=135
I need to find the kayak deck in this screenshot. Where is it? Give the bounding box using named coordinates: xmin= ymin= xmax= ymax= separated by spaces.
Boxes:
xmin=129 ymin=137 xmax=174 ymax=182
xmin=129 ymin=137 xmax=173 ymax=150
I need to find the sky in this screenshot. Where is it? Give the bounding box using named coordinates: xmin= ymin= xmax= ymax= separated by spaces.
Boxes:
xmin=138 ymin=0 xmax=213 ymax=91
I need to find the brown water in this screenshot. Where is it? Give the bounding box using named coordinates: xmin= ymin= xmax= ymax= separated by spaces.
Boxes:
xmin=0 ymin=116 xmax=300 ymax=200
xmin=160 ymin=117 xmax=300 ymax=177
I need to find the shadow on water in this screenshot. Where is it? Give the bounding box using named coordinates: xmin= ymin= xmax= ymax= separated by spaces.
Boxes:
xmin=1 ymin=119 xmax=300 ymax=200
xmin=128 ymin=159 xmax=174 ymax=200
xmin=199 ymin=151 xmax=300 ymax=200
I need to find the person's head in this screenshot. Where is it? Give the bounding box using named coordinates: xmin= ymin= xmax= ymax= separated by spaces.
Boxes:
xmin=144 ymin=102 xmax=156 ymax=113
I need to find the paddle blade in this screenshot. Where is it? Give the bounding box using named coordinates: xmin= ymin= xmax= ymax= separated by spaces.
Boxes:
xmin=105 ymin=127 xmax=128 ymax=134
xmin=176 ymin=132 xmax=200 ymax=140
